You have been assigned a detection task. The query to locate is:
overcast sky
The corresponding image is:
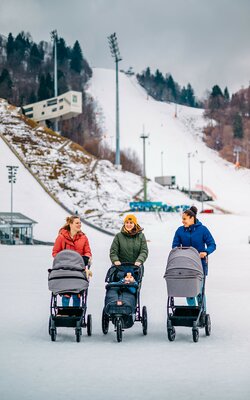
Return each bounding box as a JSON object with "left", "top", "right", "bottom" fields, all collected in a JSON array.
[{"left": 0, "top": 0, "right": 250, "bottom": 98}]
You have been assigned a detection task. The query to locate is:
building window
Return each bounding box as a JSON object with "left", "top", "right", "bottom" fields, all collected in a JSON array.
[
  {"left": 27, "top": 113, "right": 33, "bottom": 118},
  {"left": 59, "top": 106, "right": 64, "bottom": 110},
  {"left": 59, "top": 98, "right": 64, "bottom": 102},
  {"left": 24, "top": 107, "right": 33, "bottom": 113},
  {"left": 52, "top": 108, "right": 57, "bottom": 112},
  {"left": 72, "top": 95, "right": 78, "bottom": 103},
  {"left": 47, "top": 99, "right": 57, "bottom": 106},
  {"left": 41, "top": 112, "right": 45, "bottom": 115}
]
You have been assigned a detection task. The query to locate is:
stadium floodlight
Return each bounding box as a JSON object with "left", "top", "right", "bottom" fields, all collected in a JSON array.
[
  {"left": 108, "top": 32, "right": 122, "bottom": 166},
  {"left": 6, "top": 165, "right": 19, "bottom": 244},
  {"left": 50, "top": 29, "right": 58, "bottom": 131}
]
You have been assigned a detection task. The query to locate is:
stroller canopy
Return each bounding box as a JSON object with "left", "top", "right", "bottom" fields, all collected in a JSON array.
[
  {"left": 164, "top": 247, "right": 204, "bottom": 297},
  {"left": 48, "top": 250, "right": 89, "bottom": 294}
]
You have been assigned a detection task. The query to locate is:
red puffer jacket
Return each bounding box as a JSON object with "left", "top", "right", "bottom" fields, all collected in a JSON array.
[{"left": 52, "top": 228, "right": 92, "bottom": 258}]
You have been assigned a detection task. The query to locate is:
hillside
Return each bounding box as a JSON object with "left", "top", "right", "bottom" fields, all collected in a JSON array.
[
  {"left": 0, "top": 98, "right": 191, "bottom": 237},
  {"left": 88, "top": 68, "right": 250, "bottom": 215}
]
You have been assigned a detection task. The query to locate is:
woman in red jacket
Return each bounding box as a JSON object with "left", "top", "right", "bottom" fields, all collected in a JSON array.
[{"left": 52, "top": 215, "right": 92, "bottom": 307}]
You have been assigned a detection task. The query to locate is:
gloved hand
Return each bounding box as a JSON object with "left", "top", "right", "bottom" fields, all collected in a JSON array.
[
  {"left": 83, "top": 256, "right": 90, "bottom": 266},
  {"left": 134, "top": 261, "right": 141, "bottom": 266},
  {"left": 114, "top": 261, "right": 121, "bottom": 266}
]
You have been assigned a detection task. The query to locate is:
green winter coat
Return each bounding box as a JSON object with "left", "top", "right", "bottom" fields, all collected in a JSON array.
[{"left": 110, "top": 228, "right": 148, "bottom": 265}]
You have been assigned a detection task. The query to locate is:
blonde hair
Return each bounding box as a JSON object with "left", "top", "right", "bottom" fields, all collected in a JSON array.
[{"left": 61, "top": 215, "right": 80, "bottom": 232}]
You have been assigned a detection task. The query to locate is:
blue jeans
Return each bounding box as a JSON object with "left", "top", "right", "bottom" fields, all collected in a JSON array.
[
  {"left": 62, "top": 295, "right": 80, "bottom": 307},
  {"left": 186, "top": 282, "right": 206, "bottom": 311}
]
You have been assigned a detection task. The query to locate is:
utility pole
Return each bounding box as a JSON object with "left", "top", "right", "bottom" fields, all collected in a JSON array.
[
  {"left": 108, "top": 33, "right": 122, "bottom": 167},
  {"left": 233, "top": 146, "right": 241, "bottom": 168},
  {"left": 6, "top": 165, "right": 18, "bottom": 244},
  {"left": 200, "top": 160, "right": 205, "bottom": 212},
  {"left": 140, "top": 126, "right": 149, "bottom": 202},
  {"left": 51, "top": 29, "right": 58, "bottom": 132}
]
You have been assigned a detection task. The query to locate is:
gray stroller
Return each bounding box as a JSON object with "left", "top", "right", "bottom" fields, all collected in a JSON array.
[
  {"left": 48, "top": 250, "right": 92, "bottom": 342},
  {"left": 164, "top": 247, "right": 211, "bottom": 342}
]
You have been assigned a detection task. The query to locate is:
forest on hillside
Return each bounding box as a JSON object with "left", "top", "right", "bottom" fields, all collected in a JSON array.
[
  {"left": 0, "top": 32, "right": 142, "bottom": 175},
  {"left": 203, "top": 85, "right": 250, "bottom": 169}
]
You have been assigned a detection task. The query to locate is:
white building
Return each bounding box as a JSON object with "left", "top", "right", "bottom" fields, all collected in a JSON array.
[{"left": 23, "top": 90, "right": 82, "bottom": 123}]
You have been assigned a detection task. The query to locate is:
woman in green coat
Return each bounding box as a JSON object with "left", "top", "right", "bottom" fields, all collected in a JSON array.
[{"left": 110, "top": 214, "right": 148, "bottom": 267}]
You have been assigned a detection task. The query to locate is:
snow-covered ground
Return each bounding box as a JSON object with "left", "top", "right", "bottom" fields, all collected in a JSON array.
[{"left": 1, "top": 212, "right": 250, "bottom": 400}]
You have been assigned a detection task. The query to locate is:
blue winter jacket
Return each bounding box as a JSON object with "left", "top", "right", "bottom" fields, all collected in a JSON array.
[{"left": 172, "top": 220, "right": 216, "bottom": 275}]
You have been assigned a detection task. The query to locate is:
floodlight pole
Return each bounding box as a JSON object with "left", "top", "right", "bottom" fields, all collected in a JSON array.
[
  {"left": 6, "top": 165, "right": 18, "bottom": 244},
  {"left": 140, "top": 127, "right": 149, "bottom": 202},
  {"left": 51, "top": 30, "right": 58, "bottom": 132},
  {"left": 108, "top": 33, "right": 122, "bottom": 166}
]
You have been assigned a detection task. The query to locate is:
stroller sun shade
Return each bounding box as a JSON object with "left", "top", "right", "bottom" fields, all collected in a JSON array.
[
  {"left": 164, "top": 247, "right": 204, "bottom": 297},
  {"left": 48, "top": 250, "right": 89, "bottom": 294}
]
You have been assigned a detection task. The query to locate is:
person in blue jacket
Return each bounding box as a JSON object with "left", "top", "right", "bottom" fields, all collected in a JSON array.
[{"left": 172, "top": 206, "right": 216, "bottom": 309}]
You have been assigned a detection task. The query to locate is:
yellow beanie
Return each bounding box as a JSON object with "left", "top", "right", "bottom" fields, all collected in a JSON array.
[{"left": 124, "top": 214, "right": 138, "bottom": 225}]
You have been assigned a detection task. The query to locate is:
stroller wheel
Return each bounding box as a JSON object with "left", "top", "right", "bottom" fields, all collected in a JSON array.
[
  {"left": 87, "top": 314, "right": 92, "bottom": 336},
  {"left": 192, "top": 328, "right": 199, "bottom": 343},
  {"left": 142, "top": 306, "right": 148, "bottom": 335},
  {"left": 49, "top": 317, "right": 57, "bottom": 341},
  {"left": 116, "top": 319, "right": 123, "bottom": 343},
  {"left": 205, "top": 314, "right": 211, "bottom": 336},
  {"left": 102, "top": 309, "right": 109, "bottom": 335},
  {"left": 75, "top": 327, "right": 82, "bottom": 342},
  {"left": 167, "top": 327, "right": 176, "bottom": 342}
]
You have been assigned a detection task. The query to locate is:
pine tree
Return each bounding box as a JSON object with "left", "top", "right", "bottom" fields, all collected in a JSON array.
[
  {"left": 166, "top": 74, "right": 177, "bottom": 100},
  {"left": 58, "top": 69, "right": 68, "bottom": 94},
  {"left": 224, "top": 87, "right": 230, "bottom": 102},
  {"left": 209, "top": 85, "right": 224, "bottom": 110},
  {"left": 37, "top": 74, "right": 50, "bottom": 101},
  {"left": 232, "top": 113, "right": 244, "bottom": 138},
  {"left": 0, "top": 68, "right": 13, "bottom": 100},
  {"left": 6, "top": 33, "right": 15, "bottom": 61},
  {"left": 45, "top": 73, "right": 54, "bottom": 98},
  {"left": 186, "top": 83, "right": 195, "bottom": 107},
  {"left": 70, "top": 40, "right": 83, "bottom": 73},
  {"left": 29, "top": 43, "right": 43, "bottom": 70},
  {"left": 57, "top": 37, "right": 69, "bottom": 64}
]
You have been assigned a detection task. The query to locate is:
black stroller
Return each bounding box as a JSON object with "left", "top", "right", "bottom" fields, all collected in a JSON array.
[
  {"left": 102, "top": 263, "right": 147, "bottom": 342},
  {"left": 164, "top": 247, "right": 211, "bottom": 342},
  {"left": 48, "top": 250, "right": 92, "bottom": 342}
]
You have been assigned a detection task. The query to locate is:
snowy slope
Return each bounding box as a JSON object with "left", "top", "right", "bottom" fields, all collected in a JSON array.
[
  {"left": 88, "top": 68, "right": 250, "bottom": 215},
  {"left": 0, "top": 99, "right": 193, "bottom": 237}
]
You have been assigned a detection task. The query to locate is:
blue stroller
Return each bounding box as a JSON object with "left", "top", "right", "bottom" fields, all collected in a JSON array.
[{"left": 102, "top": 263, "right": 147, "bottom": 342}]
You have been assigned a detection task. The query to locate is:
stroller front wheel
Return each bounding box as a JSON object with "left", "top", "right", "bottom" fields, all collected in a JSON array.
[
  {"left": 142, "top": 306, "right": 148, "bottom": 335},
  {"left": 102, "top": 309, "right": 109, "bottom": 335},
  {"left": 192, "top": 327, "right": 199, "bottom": 343},
  {"left": 205, "top": 314, "right": 211, "bottom": 336},
  {"left": 87, "top": 314, "right": 92, "bottom": 336},
  {"left": 116, "top": 319, "right": 123, "bottom": 342}
]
